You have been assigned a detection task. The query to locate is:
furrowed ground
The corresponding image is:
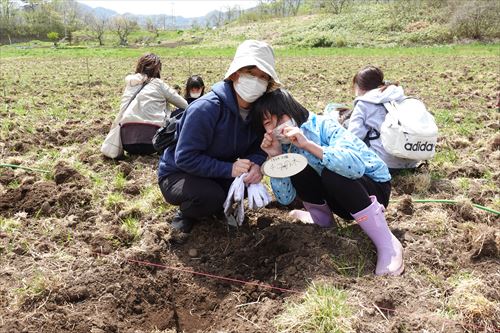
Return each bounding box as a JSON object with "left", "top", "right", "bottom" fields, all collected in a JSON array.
[{"left": 0, "top": 45, "right": 499, "bottom": 333}]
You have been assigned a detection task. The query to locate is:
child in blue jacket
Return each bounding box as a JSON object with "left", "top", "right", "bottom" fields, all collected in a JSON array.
[
  {"left": 158, "top": 40, "right": 281, "bottom": 236},
  {"left": 253, "top": 89, "right": 404, "bottom": 276}
]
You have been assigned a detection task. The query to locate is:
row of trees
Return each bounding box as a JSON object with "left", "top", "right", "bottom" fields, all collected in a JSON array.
[
  {"left": 1, "top": 0, "right": 497, "bottom": 45},
  {"left": 0, "top": 0, "right": 142, "bottom": 45},
  {"left": 0, "top": 0, "right": 251, "bottom": 45}
]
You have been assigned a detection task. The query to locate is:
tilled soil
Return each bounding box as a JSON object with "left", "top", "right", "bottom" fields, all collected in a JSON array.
[
  {"left": 1, "top": 53, "right": 499, "bottom": 333},
  {"left": 0, "top": 153, "right": 498, "bottom": 333}
]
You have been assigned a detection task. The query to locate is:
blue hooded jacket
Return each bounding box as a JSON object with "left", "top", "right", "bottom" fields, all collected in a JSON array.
[{"left": 158, "top": 81, "right": 267, "bottom": 181}]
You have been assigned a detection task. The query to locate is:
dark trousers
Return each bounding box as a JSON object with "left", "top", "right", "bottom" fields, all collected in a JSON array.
[
  {"left": 123, "top": 143, "right": 156, "bottom": 155},
  {"left": 159, "top": 173, "right": 233, "bottom": 220},
  {"left": 121, "top": 123, "right": 158, "bottom": 155},
  {"left": 290, "top": 165, "right": 391, "bottom": 220}
]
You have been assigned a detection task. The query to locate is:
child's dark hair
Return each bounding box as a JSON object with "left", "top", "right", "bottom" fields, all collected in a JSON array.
[
  {"left": 136, "top": 53, "right": 162, "bottom": 78},
  {"left": 353, "top": 66, "right": 397, "bottom": 92},
  {"left": 184, "top": 75, "right": 205, "bottom": 99},
  {"left": 252, "top": 89, "right": 309, "bottom": 133}
]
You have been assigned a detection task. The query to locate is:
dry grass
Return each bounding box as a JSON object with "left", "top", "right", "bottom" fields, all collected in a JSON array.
[
  {"left": 446, "top": 272, "right": 499, "bottom": 331},
  {"left": 419, "top": 208, "right": 451, "bottom": 236}
]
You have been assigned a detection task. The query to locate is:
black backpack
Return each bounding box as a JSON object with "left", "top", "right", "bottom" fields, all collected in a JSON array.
[
  {"left": 152, "top": 100, "right": 224, "bottom": 155},
  {"left": 152, "top": 110, "right": 185, "bottom": 154}
]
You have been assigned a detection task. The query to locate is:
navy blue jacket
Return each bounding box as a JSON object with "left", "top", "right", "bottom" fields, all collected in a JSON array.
[{"left": 158, "top": 81, "right": 267, "bottom": 181}]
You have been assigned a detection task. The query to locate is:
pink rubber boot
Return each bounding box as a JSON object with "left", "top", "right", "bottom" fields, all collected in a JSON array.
[
  {"left": 289, "top": 201, "right": 334, "bottom": 228},
  {"left": 352, "top": 196, "right": 404, "bottom": 276}
]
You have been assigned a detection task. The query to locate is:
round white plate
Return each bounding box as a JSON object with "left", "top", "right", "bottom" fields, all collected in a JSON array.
[{"left": 261, "top": 153, "right": 308, "bottom": 178}]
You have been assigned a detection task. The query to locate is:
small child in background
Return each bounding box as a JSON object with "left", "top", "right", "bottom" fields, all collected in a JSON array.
[
  {"left": 184, "top": 75, "right": 205, "bottom": 104},
  {"left": 171, "top": 75, "right": 206, "bottom": 117}
]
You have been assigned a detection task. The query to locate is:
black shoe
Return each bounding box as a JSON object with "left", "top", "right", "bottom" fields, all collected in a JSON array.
[
  {"left": 171, "top": 211, "right": 196, "bottom": 233},
  {"left": 169, "top": 228, "right": 190, "bottom": 245}
]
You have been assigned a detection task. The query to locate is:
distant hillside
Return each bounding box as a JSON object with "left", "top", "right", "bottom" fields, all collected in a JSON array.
[
  {"left": 8, "top": 0, "right": 496, "bottom": 47},
  {"left": 115, "top": 1, "right": 488, "bottom": 49},
  {"left": 76, "top": 2, "right": 223, "bottom": 29},
  {"left": 186, "top": 1, "right": 499, "bottom": 48}
]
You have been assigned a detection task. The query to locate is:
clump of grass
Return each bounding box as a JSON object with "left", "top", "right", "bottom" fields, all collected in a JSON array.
[
  {"left": 410, "top": 173, "right": 432, "bottom": 195},
  {"left": 0, "top": 216, "right": 20, "bottom": 234},
  {"left": 433, "top": 146, "right": 459, "bottom": 168},
  {"left": 14, "top": 272, "right": 48, "bottom": 306},
  {"left": 416, "top": 266, "right": 447, "bottom": 289},
  {"left": 125, "top": 185, "right": 170, "bottom": 215},
  {"left": 418, "top": 208, "right": 450, "bottom": 236},
  {"left": 457, "top": 177, "right": 470, "bottom": 191},
  {"left": 106, "top": 192, "right": 125, "bottom": 211},
  {"left": 114, "top": 171, "right": 126, "bottom": 191},
  {"left": 329, "top": 246, "right": 370, "bottom": 278},
  {"left": 121, "top": 216, "right": 141, "bottom": 241},
  {"left": 274, "top": 282, "right": 355, "bottom": 333},
  {"left": 446, "top": 272, "right": 498, "bottom": 330},
  {"left": 7, "top": 179, "right": 21, "bottom": 189}
]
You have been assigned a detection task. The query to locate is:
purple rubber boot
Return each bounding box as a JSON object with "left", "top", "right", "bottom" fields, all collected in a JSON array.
[
  {"left": 289, "top": 201, "right": 334, "bottom": 228},
  {"left": 352, "top": 196, "right": 404, "bottom": 276}
]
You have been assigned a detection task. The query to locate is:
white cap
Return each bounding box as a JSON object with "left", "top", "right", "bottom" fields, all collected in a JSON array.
[{"left": 224, "top": 40, "right": 281, "bottom": 89}]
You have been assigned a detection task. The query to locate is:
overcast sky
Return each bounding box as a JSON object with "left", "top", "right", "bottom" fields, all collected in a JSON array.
[{"left": 78, "top": 0, "right": 260, "bottom": 18}]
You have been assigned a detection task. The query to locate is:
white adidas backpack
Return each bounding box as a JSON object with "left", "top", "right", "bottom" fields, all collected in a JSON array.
[{"left": 380, "top": 98, "right": 438, "bottom": 160}]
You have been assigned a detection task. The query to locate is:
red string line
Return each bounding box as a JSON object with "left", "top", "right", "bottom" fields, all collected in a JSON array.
[
  {"left": 93, "top": 252, "right": 500, "bottom": 333},
  {"left": 94, "top": 251, "right": 301, "bottom": 294}
]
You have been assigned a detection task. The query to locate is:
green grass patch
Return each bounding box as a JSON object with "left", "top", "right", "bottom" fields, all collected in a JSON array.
[
  {"left": 114, "top": 171, "right": 127, "bottom": 191},
  {"left": 15, "top": 271, "right": 48, "bottom": 303},
  {"left": 121, "top": 216, "right": 141, "bottom": 242},
  {"left": 274, "top": 282, "right": 354, "bottom": 333},
  {"left": 7, "top": 179, "right": 21, "bottom": 189},
  {"left": 125, "top": 185, "right": 170, "bottom": 216},
  {"left": 330, "top": 252, "right": 368, "bottom": 278},
  {"left": 1, "top": 43, "right": 498, "bottom": 59},
  {"left": 0, "top": 216, "right": 21, "bottom": 234},
  {"left": 433, "top": 146, "right": 459, "bottom": 167},
  {"left": 106, "top": 192, "right": 126, "bottom": 211}
]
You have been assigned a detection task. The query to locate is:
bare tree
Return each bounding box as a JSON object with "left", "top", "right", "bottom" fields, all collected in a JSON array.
[
  {"left": 112, "top": 16, "right": 136, "bottom": 46},
  {"left": 225, "top": 5, "right": 234, "bottom": 21},
  {"left": 324, "top": 0, "right": 351, "bottom": 15},
  {"left": 52, "top": 0, "right": 81, "bottom": 42},
  {"left": 217, "top": 10, "right": 224, "bottom": 26},
  {"left": 0, "top": 0, "right": 18, "bottom": 43},
  {"left": 451, "top": 0, "right": 500, "bottom": 39},
  {"left": 86, "top": 14, "right": 107, "bottom": 46},
  {"left": 146, "top": 17, "right": 159, "bottom": 37},
  {"left": 286, "top": 0, "right": 302, "bottom": 16}
]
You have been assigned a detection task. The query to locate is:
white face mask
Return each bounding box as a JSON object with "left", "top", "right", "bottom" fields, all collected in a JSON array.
[
  {"left": 273, "top": 119, "right": 297, "bottom": 144},
  {"left": 234, "top": 74, "right": 268, "bottom": 103},
  {"left": 190, "top": 91, "right": 201, "bottom": 98}
]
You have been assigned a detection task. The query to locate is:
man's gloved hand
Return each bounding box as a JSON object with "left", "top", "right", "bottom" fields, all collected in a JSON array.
[{"left": 247, "top": 183, "right": 272, "bottom": 209}]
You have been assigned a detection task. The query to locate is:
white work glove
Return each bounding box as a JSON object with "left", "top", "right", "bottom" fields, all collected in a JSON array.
[
  {"left": 247, "top": 183, "right": 272, "bottom": 210},
  {"left": 236, "top": 197, "right": 245, "bottom": 226},
  {"left": 223, "top": 174, "right": 246, "bottom": 215},
  {"left": 223, "top": 174, "right": 247, "bottom": 226}
]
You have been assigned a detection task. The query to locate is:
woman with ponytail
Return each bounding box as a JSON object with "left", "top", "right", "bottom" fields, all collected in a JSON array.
[{"left": 118, "top": 53, "right": 188, "bottom": 155}]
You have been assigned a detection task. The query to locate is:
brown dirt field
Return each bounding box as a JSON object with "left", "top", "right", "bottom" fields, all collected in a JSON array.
[{"left": 0, "top": 52, "right": 499, "bottom": 333}]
